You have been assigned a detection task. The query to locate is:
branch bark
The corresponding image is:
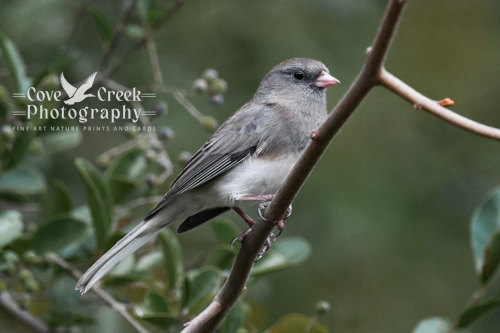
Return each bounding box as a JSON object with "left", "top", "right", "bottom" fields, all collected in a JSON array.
[
  {"left": 0, "top": 292, "right": 49, "bottom": 333},
  {"left": 378, "top": 68, "right": 500, "bottom": 140}
]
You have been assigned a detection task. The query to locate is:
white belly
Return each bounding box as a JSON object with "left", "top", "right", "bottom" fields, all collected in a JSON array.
[{"left": 213, "top": 154, "right": 300, "bottom": 204}]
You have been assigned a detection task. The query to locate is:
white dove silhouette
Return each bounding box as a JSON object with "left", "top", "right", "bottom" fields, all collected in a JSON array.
[{"left": 60, "top": 72, "right": 97, "bottom": 105}]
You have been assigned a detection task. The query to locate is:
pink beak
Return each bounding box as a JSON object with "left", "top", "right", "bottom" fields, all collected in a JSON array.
[{"left": 315, "top": 71, "right": 340, "bottom": 88}]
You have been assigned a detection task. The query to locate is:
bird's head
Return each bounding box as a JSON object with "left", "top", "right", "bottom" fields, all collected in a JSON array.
[{"left": 254, "top": 58, "right": 339, "bottom": 107}]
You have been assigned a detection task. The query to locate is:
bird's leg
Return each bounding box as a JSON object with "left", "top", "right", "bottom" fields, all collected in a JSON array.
[
  {"left": 231, "top": 206, "right": 273, "bottom": 261},
  {"left": 237, "top": 194, "right": 275, "bottom": 202}
]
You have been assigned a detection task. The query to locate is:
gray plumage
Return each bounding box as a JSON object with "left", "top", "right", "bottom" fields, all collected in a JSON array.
[{"left": 76, "top": 58, "right": 338, "bottom": 294}]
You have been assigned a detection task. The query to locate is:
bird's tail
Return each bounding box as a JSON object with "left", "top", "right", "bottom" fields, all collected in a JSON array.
[{"left": 75, "top": 221, "right": 158, "bottom": 294}]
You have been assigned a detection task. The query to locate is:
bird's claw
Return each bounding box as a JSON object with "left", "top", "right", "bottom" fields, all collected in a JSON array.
[
  {"left": 230, "top": 228, "right": 252, "bottom": 249},
  {"left": 258, "top": 203, "right": 292, "bottom": 240},
  {"left": 253, "top": 237, "right": 272, "bottom": 262}
]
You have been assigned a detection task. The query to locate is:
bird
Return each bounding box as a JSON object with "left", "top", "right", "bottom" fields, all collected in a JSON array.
[
  {"left": 60, "top": 72, "right": 97, "bottom": 105},
  {"left": 75, "top": 58, "right": 339, "bottom": 294}
]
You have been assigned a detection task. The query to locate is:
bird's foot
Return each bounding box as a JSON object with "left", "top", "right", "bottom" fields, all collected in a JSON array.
[
  {"left": 231, "top": 206, "right": 275, "bottom": 261},
  {"left": 258, "top": 202, "right": 292, "bottom": 239},
  {"left": 254, "top": 237, "right": 272, "bottom": 262},
  {"left": 230, "top": 226, "right": 274, "bottom": 262}
]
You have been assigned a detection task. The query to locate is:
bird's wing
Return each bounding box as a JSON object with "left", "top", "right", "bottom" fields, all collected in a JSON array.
[
  {"left": 76, "top": 72, "right": 97, "bottom": 95},
  {"left": 145, "top": 102, "right": 269, "bottom": 220},
  {"left": 60, "top": 73, "right": 77, "bottom": 97}
]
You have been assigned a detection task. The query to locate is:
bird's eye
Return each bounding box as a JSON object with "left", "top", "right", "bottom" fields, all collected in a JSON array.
[{"left": 293, "top": 71, "right": 304, "bottom": 81}]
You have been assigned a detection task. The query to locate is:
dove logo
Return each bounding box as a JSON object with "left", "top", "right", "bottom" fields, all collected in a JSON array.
[
  {"left": 60, "top": 72, "right": 97, "bottom": 105},
  {"left": 14, "top": 70, "right": 157, "bottom": 125}
]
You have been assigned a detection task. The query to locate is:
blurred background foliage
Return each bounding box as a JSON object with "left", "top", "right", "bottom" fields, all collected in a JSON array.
[{"left": 1, "top": 0, "right": 500, "bottom": 332}]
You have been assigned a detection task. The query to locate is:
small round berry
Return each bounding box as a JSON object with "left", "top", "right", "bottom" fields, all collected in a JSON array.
[
  {"left": 178, "top": 151, "right": 192, "bottom": 165},
  {"left": 210, "top": 78, "right": 228, "bottom": 95},
  {"left": 154, "top": 101, "right": 168, "bottom": 116},
  {"left": 159, "top": 127, "right": 174, "bottom": 142},
  {"left": 210, "top": 94, "right": 224, "bottom": 106},
  {"left": 202, "top": 68, "right": 218, "bottom": 81},
  {"left": 201, "top": 116, "right": 218, "bottom": 131},
  {"left": 314, "top": 300, "right": 331, "bottom": 316},
  {"left": 193, "top": 78, "right": 209, "bottom": 93}
]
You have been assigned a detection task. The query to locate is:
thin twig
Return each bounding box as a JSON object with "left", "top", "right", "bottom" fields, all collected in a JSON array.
[
  {"left": 181, "top": 1, "right": 409, "bottom": 332},
  {"left": 143, "top": 83, "right": 193, "bottom": 96},
  {"left": 62, "top": 0, "right": 93, "bottom": 51},
  {"left": 378, "top": 68, "right": 500, "bottom": 140},
  {"left": 101, "top": 133, "right": 149, "bottom": 158},
  {"left": 100, "top": 0, "right": 141, "bottom": 70},
  {"left": 47, "top": 253, "right": 149, "bottom": 333},
  {"left": 0, "top": 292, "right": 49, "bottom": 333},
  {"left": 103, "top": 0, "right": 188, "bottom": 79},
  {"left": 173, "top": 90, "right": 205, "bottom": 122},
  {"left": 146, "top": 35, "right": 164, "bottom": 85}
]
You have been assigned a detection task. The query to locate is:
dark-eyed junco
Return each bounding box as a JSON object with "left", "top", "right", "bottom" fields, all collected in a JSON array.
[{"left": 76, "top": 58, "right": 339, "bottom": 294}]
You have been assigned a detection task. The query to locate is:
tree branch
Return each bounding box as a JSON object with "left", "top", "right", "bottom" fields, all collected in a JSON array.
[
  {"left": 104, "top": 0, "right": 188, "bottom": 79},
  {"left": 0, "top": 292, "right": 49, "bottom": 333},
  {"left": 47, "top": 254, "right": 149, "bottom": 333},
  {"left": 378, "top": 68, "right": 500, "bottom": 140},
  {"left": 100, "top": 0, "right": 141, "bottom": 70},
  {"left": 181, "top": 0, "right": 409, "bottom": 332}
]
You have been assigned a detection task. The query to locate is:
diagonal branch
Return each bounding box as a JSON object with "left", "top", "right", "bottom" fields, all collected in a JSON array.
[
  {"left": 378, "top": 68, "right": 500, "bottom": 140},
  {"left": 0, "top": 292, "right": 49, "bottom": 333},
  {"left": 47, "top": 254, "right": 149, "bottom": 333},
  {"left": 100, "top": 0, "right": 141, "bottom": 70},
  {"left": 103, "top": 0, "right": 188, "bottom": 79},
  {"left": 180, "top": 0, "right": 409, "bottom": 332}
]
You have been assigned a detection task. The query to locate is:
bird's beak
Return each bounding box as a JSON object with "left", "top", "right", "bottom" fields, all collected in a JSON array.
[{"left": 315, "top": 71, "right": 340, "bottom": 88}]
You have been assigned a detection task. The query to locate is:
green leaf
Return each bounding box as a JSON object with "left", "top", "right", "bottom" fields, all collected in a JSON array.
[
  {"left": 88, "top": 5, "right": 114, "bottom": 43},
  {"left": 104, "top": 148, "right": 147, "bottom": 203},
  {"left": 457, "top": 296, "right": 500, "bottom": 328},
  {"left": 107, "top": 175, "right": 137, "bottom": 203},
  {"left": 268, "top": 313, "right": 329, "bottom": 333},
  {"left": 32, "top": 51, "right": 79, "bottom": 88},
  {"left": 75, "top": 157, "right": 113, "bottom": 250},
  {"left": 137, "top": 0, "right": 162, "bottom": 26},
  {"left": 30, "top": 215, "right": 88, "bottom": 254},
  {"left": 159, "top": 228, "right": 183, "bottom": 290},
  {"left": 0, "top": 210, "right": 23, "bottom": 248},
  {"left": 471, "top": 187, "right": 500, "bottom": 284},
  {"left": 3, "top": 129, "right": 36, "bottom": 170},
  {"left": 251, "top": 237, "right": 312, "bottom": 276},
  {"left": 134, "top": 292, "right": 174, "bottom": 329},
  {"left": 205, "top": 244, "right": 236, "bottom": 269},
  {"left": 125, "top": 25, "right": 145, "bottom": 39},
  {"left": 220, "top": 301, "right": 243, "bottom": 333},
  {"left": 183, "top": 266, "right": 223, "bottom": 310},
  {"left": 39, "top": 131, "right": 82, "bottom": 154},
  {"left": 0, "top": 165, "right": 46, "bottom": 195},
  {"left": 212, "top": 218, "right": 241, "bottom": 244},
  {"left": 134, "top": 292, "right": 169, "bottom": 315},
  {"left": 0, "top": 30, "right": 31, "bottom": 94},
  {"left": 135, "top": 250, "right": 164, "bottom": 272},
  {"left": 49, "top": 274, "right": 80, "bottom": 318},
  {"left": 44, "top": 179, "right": 73, "bottom": 220},
  {"left": 109, "top": 254, "right": 135, "bottom": 277}
]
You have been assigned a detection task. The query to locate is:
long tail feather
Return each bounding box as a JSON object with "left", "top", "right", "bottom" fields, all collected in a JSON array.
[{"left": 75, "top": 221, "right": 157, "bottom": 294}]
